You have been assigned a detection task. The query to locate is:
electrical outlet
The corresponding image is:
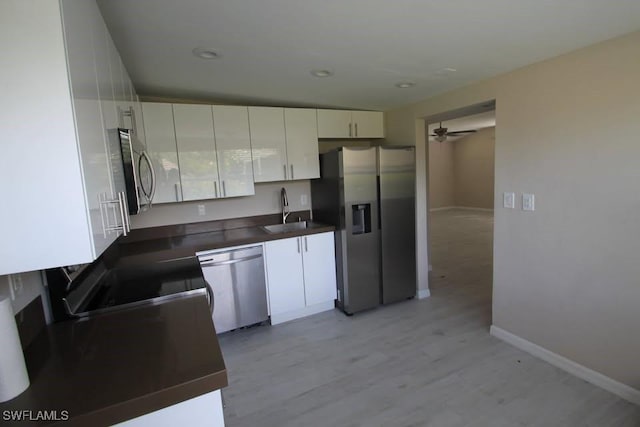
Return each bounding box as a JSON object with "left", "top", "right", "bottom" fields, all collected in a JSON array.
[
  {"left": 522, "top": 193, "right": 535, "bottom": 211},
  {"left": 197, "top": 204, "right": 206, "bottom": 216},
  {"left": 503, "top": 192, "right": 515, "bottom": 209},
  {"left": 300, "top": 194, "right": 308, "bottom": 206}
]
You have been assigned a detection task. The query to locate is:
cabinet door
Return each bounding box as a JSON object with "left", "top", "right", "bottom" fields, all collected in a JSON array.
[
  {"left": 121, "top": 65, "right": 135, "bottom": 128},
  {"left": 212, "top": 106, "right": 255, "bottom": 197},
  {"left": 173, "top": 104, "right": 220, "bottom": 201},
  {"left": 284, "top": 108, "right": 319, "bottom": 180},
  {"left": 61, "top": 0, "right": 114, "bottom": 257},
  {"left": 132, "top": 95, "right": 146, "bottom": 147},
  {"left": 248, "top": 107, "right": 287, "bottom": 182},
  {"left": 104, "top": 31, "right": 126, "bottom": 130},
  {"left": 317, "top": 109, "right": 352, "bottom": 138},
  {"left": 105, "top": 30, "right": 123, "bottom": 131},
  {"left": 264, "top": 237, "right": 305, "bottom": 316},
  {"left": 302, "top": 232, "right": 337, "bottom": 306},
  {"left": 142, "top": 103, "right": 182, "bottom": 203},
  {"left": 352, "top": 111, "right": 384, "bottom": 138}
]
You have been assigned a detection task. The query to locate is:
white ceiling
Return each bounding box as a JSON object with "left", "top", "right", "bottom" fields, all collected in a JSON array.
[
  {"left": 428, "top": 110, "right": 495, "bottom": 142},
  {"left": 97, "top": 0, "right": 640, "bottom": 111}
]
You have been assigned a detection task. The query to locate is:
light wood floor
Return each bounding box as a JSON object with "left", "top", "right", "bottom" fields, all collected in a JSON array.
[{"left": 219, "top": 209, "right": 639, "bottom": 426}]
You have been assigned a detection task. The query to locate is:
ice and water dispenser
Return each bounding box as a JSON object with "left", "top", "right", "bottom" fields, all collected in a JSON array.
[{"left": 351, "top": 204, "right": 372, "bottom": 235}]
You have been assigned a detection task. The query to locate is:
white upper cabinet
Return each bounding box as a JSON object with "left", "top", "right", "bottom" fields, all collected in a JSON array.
[
  {"left": 248, "top": 107, "right": 319, "bottom": 182},
  {"left": 173, "top": 104, "right": 220, "bottom": 201},
  {"left": 248, "top": 107, "right": 287, "bottom": 182},
  {"left": 351, "top": 111, "right": 384, "bottom": 138},
  {"left": 132, "top": 95, "right": 147, "bottom": 147},
  {"left": 316, "top": 109, "right": 352, "bottom": 138},
  {"left": 317, "top": 109, "right": 384, "bottom": 139},
  {"left": 212, "top": 106, "right": 255, "bottom": 197},
  {"left": 284, "top": 108, "right": 320, "bottom": 180},
  {"left": 0, "top": 0, "right": 131, "bottom": 275},
  {"left": 142, "top": 103, "right": 182, "bottom": 203},
  {"left": 61, "top": 0, "right": 116, "bottom": 258}
]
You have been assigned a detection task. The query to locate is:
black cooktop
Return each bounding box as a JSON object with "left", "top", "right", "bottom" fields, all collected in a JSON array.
[
  {"left": 61, "top": 257, "right": 207, "bottom": 317},
  {"left": 87, "top": 257, "right": 206, "bottom": 310}
]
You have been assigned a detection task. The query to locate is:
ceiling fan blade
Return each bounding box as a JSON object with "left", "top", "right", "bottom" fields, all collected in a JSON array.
[{"left": 447, "top": 130, "right": 477, "bottom": 135}]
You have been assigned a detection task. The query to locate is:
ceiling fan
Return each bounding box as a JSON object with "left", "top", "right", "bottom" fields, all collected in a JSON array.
[{"left": 431, "top": 122, "right": 477, "bottom": 142}]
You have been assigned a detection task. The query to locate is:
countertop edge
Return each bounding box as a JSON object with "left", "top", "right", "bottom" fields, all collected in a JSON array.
[
  {"left": 59, "top": 370, "right": 228, "bottom": 427},
  {"left": 119, "top": 223, "right": 336, "bottom": 266}
]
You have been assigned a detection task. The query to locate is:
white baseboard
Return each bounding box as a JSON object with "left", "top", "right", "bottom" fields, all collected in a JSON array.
[
  {"left": 454, "top": 206, "right": 494, "bottom": 212},
  {"left": 490, "top": 325, "right": 640, "bottom": 406},
  {"left": 270, "top": 300, "right": 335, "bottom": 326},
  {"left": 417, "top": 289, "right": 431, "bottom": 299},
  {"left": 429, "top": 206, "right": 494, "bottom": 212}
]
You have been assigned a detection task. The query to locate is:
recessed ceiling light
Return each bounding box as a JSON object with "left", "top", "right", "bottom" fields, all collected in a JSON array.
[
  {"left": 310, "top": 69, "right": 334, "bottom": 78},
  {"left": 192, "top": 47, "right": 221, "bottom": 60},
  {"left": 395, "top": 81, "right": 416, "bottom": 89}
]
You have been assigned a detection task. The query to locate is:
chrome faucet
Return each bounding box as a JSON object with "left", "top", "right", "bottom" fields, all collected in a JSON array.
[{"left": 281, "top": 187, "right": 290, "bottom": 224}]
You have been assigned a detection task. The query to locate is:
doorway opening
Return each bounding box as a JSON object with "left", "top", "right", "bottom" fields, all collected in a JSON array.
[{"left": 424, "top": 102, "right": 496, "bottom": 323}]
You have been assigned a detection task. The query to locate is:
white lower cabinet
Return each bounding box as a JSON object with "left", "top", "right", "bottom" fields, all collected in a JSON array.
[
  {"left": 115, "top": 389, "right": 224, "bottom": 427},
  {"left": 301, "top": 232, "right": 337, "bottom": 306},
  {"left": 265, "top": 232, "right": 337, "bottom": 325}
]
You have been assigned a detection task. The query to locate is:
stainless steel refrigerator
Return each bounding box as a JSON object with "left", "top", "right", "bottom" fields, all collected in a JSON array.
[{"left": 311, "top": 146, "right": 416, "bottom": 314}]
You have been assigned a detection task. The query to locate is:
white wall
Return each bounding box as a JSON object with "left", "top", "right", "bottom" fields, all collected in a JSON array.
[
  {"left": 385, "top": 30, "right": 640, "bottom": 390},
  {"left": 131, "top": 181, "right": 312, "bottom": 229},
  {"left": 453, "top": 127, "right": 495, "bottom": 209},
  {"left": 428, "top": 127, "right": 495, "bottom": 210},
  {"left": 427, "top": 140, "right": 455, "bottom": 209}
]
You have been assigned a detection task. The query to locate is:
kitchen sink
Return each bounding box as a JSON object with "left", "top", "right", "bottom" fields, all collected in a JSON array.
[{"left": 262, "top": 221, "right": 309, "bottom": 234}]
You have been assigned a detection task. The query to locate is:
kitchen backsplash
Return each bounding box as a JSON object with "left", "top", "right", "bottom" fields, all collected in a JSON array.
[{"left": 130, "top": 181, "right": 312, "bottom": 229}]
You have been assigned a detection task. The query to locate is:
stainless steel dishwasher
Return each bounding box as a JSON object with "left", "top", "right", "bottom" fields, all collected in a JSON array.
[{"left": 197, "top": 245, "right": 268, "bottom": 334}]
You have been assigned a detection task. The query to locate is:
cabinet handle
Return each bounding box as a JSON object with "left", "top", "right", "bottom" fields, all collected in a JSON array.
[
  {"left": 290, "top": 165, "right": 294, "bottom": 180},
  {"left": 283, "top": 164, "right": 287, "bottom": 180},
  {"left": 117, "top": 192, "right": 128, "bottom": 236},
  {"left": 121, "top": 191, "right": 131, "bottom": 233},
  {"left": 100, "top": 193, "right": 128, "bottom": 236},
  {"left": 355, "top": 123, "right": 358, "bottom": 137},
  {"left": 349, "top": 123, "right": 352, "bottom": 137},
  {"left": 222, "top": 180, "right": 227, "bottom": 197},
  {"left": 99, "top": 193, "right": 107, "bottom": 238},
  {"left": 296, "top": 238, "right": 300, "bottom": 254},
  {"left": 214, "top": 181, "right": 218, "bottom": 198},
  {"left": 175, "top": 183, "right": 181, "bottom": 202},
  {"left": 122, "top": 106, "right": 136, "bottom": 134},
  {"left": 304, "top": 236, "right": 308, "bottom": 252}
]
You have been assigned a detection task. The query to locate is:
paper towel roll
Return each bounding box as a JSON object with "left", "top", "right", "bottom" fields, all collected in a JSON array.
[{"left": 0, "top": 296, "right": 29, "bottom": 402}]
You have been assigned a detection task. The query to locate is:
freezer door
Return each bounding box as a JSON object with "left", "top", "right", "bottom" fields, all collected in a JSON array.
[
  {"left": 379, "top": 146, "right": 416, "bottom": 304},
  {"left": 341, "top": 147, "right": 381, "bottom": 313}
]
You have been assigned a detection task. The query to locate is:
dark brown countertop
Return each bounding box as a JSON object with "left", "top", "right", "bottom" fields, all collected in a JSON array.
[
  {"left": 0, "top": 294, "right": 226, "bottom": 426},
  {"left": 118, "top": 221, "right": 335, "bottom": 265}
]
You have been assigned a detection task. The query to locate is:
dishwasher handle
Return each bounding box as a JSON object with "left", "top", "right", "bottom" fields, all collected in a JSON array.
[
  {"left": 204, "top": 280, "right": 214, "bottom": 315},
  {"left": 199, "top": 253, "right": 262, "bottom": 268}
]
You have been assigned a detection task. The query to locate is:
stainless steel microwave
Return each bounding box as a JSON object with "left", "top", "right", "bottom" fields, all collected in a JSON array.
[{"left": 116, "top": 128, "right": 155, "bottom": 214}]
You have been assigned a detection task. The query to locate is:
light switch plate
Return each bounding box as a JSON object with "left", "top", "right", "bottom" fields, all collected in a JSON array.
[
  {"left": 503, "top": 192, "right": 515, "bottom": 209},
  {"left": 522, "top": 193, "right": 535, "bottom": 211},
  {"left": 197, "top": 204, "right": 206, "bottom": 216},
  {"left": 300, "top": 194, "right": 308, "bottom": 206}
]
